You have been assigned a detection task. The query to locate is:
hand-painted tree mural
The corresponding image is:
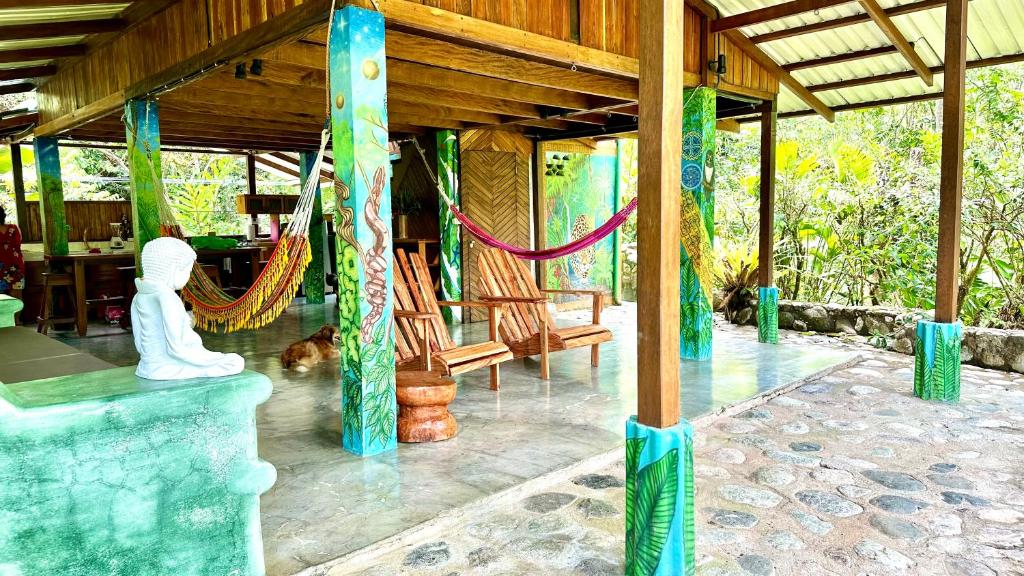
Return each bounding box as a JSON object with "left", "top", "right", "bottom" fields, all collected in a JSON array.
[
  {"left": 436, "top": 129, "right": 462, "bottom": 324},
  {"left": 329, "top": 5, "right": 396, "bottom": 457},
  {"left": 543, "top": 142, "right": 618, "bottom": 301},
  {"left": 300, "top": 151, "right": 326, "bottom": 304},
  {"left": 680, "top": 88, "right": 716, "bottom": 360},
  {"left": 914, "top": 320, "right": 961, "bottom": 402},
  {"left": 125, "top": 99, "right": 164, "bottom": 271}
]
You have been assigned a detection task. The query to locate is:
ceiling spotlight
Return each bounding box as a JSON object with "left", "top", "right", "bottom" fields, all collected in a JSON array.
[
  {"left": 235, "top": 63, "right": 247, "bottom": 79},
  {"left": 249, "top": 59, "right": 263, "bottom": 76},
  {"left": 708, "top": 54, "right": 727, "bottom": 76}
]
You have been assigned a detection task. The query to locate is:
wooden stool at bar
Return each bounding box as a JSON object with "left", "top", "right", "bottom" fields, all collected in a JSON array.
[
  {"left": 396, "top": 371, "right": 457, "bottom": 443},
  {"left": 36, "top": 272, "right": 77, "bottom": 335}
]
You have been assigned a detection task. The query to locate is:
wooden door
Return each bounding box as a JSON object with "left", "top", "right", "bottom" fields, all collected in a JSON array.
[{"left": 461, "top": 149, "right": 532, "bottom": 321}]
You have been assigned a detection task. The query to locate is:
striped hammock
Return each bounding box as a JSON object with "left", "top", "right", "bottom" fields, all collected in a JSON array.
[{"left": 153, "top": 129, "right": 330, "bottom": 333}]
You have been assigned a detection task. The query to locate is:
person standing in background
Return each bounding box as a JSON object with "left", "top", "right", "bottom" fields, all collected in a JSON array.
[{"left": 0, "top": 206, "right": 24, "bottom": 295}]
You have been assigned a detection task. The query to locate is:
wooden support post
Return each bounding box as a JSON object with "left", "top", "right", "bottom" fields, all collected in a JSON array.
[
  {"left": 299, "top": 151, "right": 325, "bottom": 304},
  {"left": 934, "top": 0, "right": 968, "bottom": 324},
  {"left": 9, "top": 144, "right": 28, "bottom": 232},
  {"left": 124, "top": 99, "right": 163, "bottom": 271},
  {"left": 758, "top": 99, "right": 777, "bottom": 288},
  {"left": 436, "top": 129, "right": 462, "bottom": 324},
  {"left": 246, "top": 152, "right": 257, "bottom": 195},
  {"left": 636, "top": 0, "right": 682, "bottom": 429},
  {"left": 758, "top": 100, "right": 780, "bottom": 344},
  {"left": 330, "top": 5, "right": 396, "bottom": 456},
  {"left": 33, "top": 137, "right": 68, "bottom": 257},
  {"left": 679, "top": 87, "right": 717, "bottom": 360}
]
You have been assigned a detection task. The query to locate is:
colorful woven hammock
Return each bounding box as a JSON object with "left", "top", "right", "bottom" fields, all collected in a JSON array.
[
  {"left": 412, "top": 139, "right": 637, "bottom": 261},
  {"left": 152, "top": 129, "right": 330, "bottom": 333}
]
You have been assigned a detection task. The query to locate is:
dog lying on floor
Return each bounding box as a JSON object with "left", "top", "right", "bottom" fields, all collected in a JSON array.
[{"left": 280, "top": 325, "right": 341, "bottom": 371}]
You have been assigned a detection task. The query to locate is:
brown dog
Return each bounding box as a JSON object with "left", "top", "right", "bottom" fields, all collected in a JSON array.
[{"left": 281, "top": 325, "right": 341, "bottom": 371}]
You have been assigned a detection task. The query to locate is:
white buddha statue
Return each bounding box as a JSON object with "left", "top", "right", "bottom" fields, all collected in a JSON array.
[{"left": 132, "top": 237, "right": 244, "bottom": 380}]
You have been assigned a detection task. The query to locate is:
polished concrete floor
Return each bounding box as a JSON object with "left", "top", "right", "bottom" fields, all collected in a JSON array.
[{"left": 59, "top": 300, "right": 855, "bottom": 575}]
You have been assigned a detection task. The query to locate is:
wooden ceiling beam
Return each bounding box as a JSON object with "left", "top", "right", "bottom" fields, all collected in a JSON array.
[
  {"left": 388, "top": 101, "right": 502, "bottom": 125},
  {"left": 0, "top": 113, "right": 39, "bottom": 131},
  {"left": 0, "top": 19, "right": 124, "bottom": 41},
  {"left": 388, "top": 113, "right": 465, "bottom": 130},
  {"left": 856, "top": 0, "right": 933, "bottom": 86},
  {"left": 386, "top": 31, "right": 638, "bottom": 101},
  {"left": 0, "top": 0, "right": 122, "bottom": 7},
  {"left": 712, "top": 0, "right": 850, "bottom": 33},
  {"left": 0, "top": 45, "right": 88, "bottom": 65},
  {"left": 751, "top": 0, "right": 944, "bottom": 43},
  {"left": 344, "top": 0, "right": 638, "bottom": 78},
  {"left": 388, "top": 83, "right": 540, "bottom": 119},
  {"left": 0, "top": 83, "right": 35, "bottom": 96},
  {"left": 782, "top": 45, "right": 899, "bottom": 72},
  {"left": 0, "top": 65, "right": 57, "bottom": 82},
  {"left": 724, "top": 30, "right": 835, "bottom": 122}
]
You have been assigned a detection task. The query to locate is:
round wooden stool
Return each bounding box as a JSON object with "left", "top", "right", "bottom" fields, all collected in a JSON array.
[
  {"left": 36, "top": 272, "right": 77, "bottom": 335},
  {"left": 396, "top": 372, "right": 457, "bottom": 443}
]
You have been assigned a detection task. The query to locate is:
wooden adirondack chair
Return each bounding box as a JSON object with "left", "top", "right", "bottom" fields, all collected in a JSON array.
[
  {"left": 476, "top": 248, "right": 612, "bottom": 379},
  {"left": 393, "top": 249, "right": 513, "bottom": 390}
]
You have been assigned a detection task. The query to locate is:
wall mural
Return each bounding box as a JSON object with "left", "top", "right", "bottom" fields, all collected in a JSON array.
[
  {"left": 125, "top": 99, "right": 164, "bottom": 271},
  {"left": 437, "top": 129, "right": 462, "bottom": 324},
  {"left": 329, "top": 6, "right": 396, "bottom": 457},
  {"left": 914, "top": 321, "right": 962, "bottom": 402},
  {"left": 300, "top": 151, "right": 326, "bottom": 304},
  {"left": 679, "top": 88, "right": 716, "bottom": 360},
  {"left": 33, "top": 137, "right": 68, "bottom": 256},
  {"left": 544, "top": 145, "right": 617, "bottom": 298}
]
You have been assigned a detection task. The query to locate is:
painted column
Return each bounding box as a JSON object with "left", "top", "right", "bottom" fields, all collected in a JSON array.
[
  {"left": 758, "top": 287, "right": 779, "bottom": 344},
  {"left": 33, "top": 137, "right": 68, "bottom": 256},
  {"left": 436, "top": 129, "right": 462, "bottom": 323},
  {"left": 914, "top": 320, "right": 961, "bottom": 402},
  {"left": 679, "top": 87, "right": 716, "bottom": 360},
  {"left": 330, "top": 5, "right": 396, "bottom": 457},
  {"left": 300, "top": 151, "right": 326, "bottom": 304},
  {"left": 125, "top": 99, "right": 164, "bottom": 270},
  {"left": 611, "top": 139, "right": 624, "bottom": 306},
  {"left": 626, "top": 416, "right": 695, "bottom": 576}
]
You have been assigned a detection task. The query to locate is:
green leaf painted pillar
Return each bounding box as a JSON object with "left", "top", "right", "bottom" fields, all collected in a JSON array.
[
  {"left": 33, "top": 137, "right": 68, "bottom": 256},
  {"left": 913, "top": 320, "right": 961, "bottom": 402},
  {"left": 300, "top": 151, "right": 326, "bottom": 304},
  {"left": 330, "top": 5, "right": 397, "bottom": 456},
  {"left": 436, "top": 129, "right": 462, "bottom": 323},
  {"left": 679, "top": 87, "right": 716, "bottom": 360},
  {"left": 625, "top": 416, "right": 695, "bottom": 576},
  {"left": 612, "top": 139, "right": 624, "bottom": 306},
  {"left": 125, "top": 99, "right": 164, "bottom": 271},
  {"left": 0, "top": 367, "right": 276, "bottom": 575},
  {"left": 758, "top": 286, "right": 779, "bottom": 344}
]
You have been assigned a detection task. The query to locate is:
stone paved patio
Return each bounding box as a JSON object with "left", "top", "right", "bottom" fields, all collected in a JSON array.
[{"left": 338, "top": 326, "right": 1024, "bottom": 576}]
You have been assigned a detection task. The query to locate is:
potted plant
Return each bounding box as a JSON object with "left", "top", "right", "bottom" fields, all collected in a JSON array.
[{"left": 393, "top": 189, "right": 421, "bottom": 239}]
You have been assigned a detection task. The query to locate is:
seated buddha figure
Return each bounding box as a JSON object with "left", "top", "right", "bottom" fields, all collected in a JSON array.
[{"left": 132, "top": 237, "right": 244, "bottom": 380}]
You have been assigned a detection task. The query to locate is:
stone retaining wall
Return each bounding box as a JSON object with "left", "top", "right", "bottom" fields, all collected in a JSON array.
[{"left": 731, "top": 300, "right": 1024, "bottom": 374}]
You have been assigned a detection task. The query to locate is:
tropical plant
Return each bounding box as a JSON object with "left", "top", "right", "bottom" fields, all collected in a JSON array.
[{"left": 714, "top": 244, "right": 758, "bottom": 320}]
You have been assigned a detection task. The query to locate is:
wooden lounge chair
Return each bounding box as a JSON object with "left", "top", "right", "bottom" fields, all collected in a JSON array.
[
  {"left": 476, "top": 248, "right": 612, "bottom": 379},
  {"left": 393, "top": 249, "right": 513, "bottom": 390}
]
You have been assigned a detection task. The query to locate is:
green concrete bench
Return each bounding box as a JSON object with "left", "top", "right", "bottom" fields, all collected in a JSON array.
[
  {"left": 0, "top": 294, "right": 22, "bottom": 328},
  {"left": 0, "top": 366, "right": 276, "bottom": 576}
]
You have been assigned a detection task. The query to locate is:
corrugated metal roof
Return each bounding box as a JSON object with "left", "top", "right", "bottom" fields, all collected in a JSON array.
[
  {"left": 709, "top": 0, "right": 1024, "bottom": 115},
  {"left": 0, "top": 4, "right": 129, "bottom": 26}
]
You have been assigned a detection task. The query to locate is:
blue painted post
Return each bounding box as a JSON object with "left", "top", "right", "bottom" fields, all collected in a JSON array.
[
  {"left": 758, "top": 287, "right": 779, "bottom": 344},
  {"left": 124, "top": 99, "right": 164, "bottom": 271},
  {"left": 913, "top": 320, "right": 962, "bottom": 402},
  {"left": 436, "top": 129, "right": 462, "bottom": 324},
  {"left": 758, "top": 100, "right": 779, "bottom": 344},
  {"left": 299, "top": 151, "right": 326, "bottom": 304},
  {"left": 329, "top": 5, "right": 397, "bottom": 456},
  {"left": 679, "top": 87, "right": 716, "bottom": 360},
  {"left": 626, "top": 416, "right": 695, "bottom": 576},
  {"left": 33, "top": 137, "right": 68, "bottom": 256}
]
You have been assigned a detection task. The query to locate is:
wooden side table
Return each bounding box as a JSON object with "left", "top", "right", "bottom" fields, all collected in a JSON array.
[{"left": 396, "top": 371, "right": 457, "bottom": 443}]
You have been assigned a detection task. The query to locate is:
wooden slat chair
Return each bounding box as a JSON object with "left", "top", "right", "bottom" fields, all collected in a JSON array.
[
  {"left": 393, "top": 249, "right": 513, "bottom": 390},
  {"left": 476, "top": 248, "right": 612, "bottom": 380}
]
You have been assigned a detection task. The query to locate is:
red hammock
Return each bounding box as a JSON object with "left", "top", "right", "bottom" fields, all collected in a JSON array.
[{"left": 450, "top": 197, "right": 638, "bottom": 261}]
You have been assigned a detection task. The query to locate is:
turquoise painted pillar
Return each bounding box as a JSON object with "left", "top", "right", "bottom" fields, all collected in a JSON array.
[
  {"left": 436, "top": 129, "right": 462, "bottom": 323},
  {"left": 626, "top": 416, "right": 695, "bottom": 576},
  {"left": 329, "top": 5, "right": 396, "bottom": 456},
  {"left": 125, "top": 99, "right": 164, "bottom": 271},
  {"left": 33, "top": 137, "right": 68, "bottom": 256},
  {"left": 0, "top": 367, "right": 275, "bottom": 575},
  {"left": 300, "top": 151, "right": 326, "bottom": 304},
  {"left": 679, "top": 87, "right": 716, "bottom": 360},
  {"left": 758, "top": 287, "right": 779, "bottom": 344},
  {"left": 612, "top": 139, "right": 624, "bottom": 306},
  {"left": 914, "top": 320, "right": 962, "bottom": 402}
]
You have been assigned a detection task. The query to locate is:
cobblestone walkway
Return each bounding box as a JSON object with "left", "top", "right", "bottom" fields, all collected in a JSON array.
[{"left": 340, "top": 334, "right": 1024, "bottom": 576}]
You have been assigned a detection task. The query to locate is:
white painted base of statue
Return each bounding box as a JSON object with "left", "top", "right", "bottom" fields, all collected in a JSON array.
[{"left": 132, "top": 237, "right": 244, "bottom": 380}]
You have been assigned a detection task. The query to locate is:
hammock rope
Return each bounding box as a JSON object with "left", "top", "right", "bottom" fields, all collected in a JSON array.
[
  {"left": 411, "top": 138, "right": 636, "bottom": 261},
  {"left": 149, "top": 126, "right": 331, "bottom": 333}
]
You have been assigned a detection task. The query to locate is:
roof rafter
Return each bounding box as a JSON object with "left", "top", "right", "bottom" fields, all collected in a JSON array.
[
  {"left": 712, "top": 0, "right": 850, "bottom": 33},
  {"left": 0, "top": 65, "right": 57, "bottom": 82},
  {"left": 856, "top": 0, "right": 933, "bottom": 86},
  {"left": 0, "top": 19, "right": 124, "bottom": 41},
  {"left": 724, "top": 29, "right": 835, "bottom": 122},
  {"left": 806, "top": 53, "right": 1024, "bottom": 93},
  {"left": 782, "top": 45, "right": 899, "bottom": 72},
  {"left": 750, "top": 0, "right": 945, "bottom": 43},
  {"left": 0, "top": 45, "right": 88, "bottom": 65}
]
